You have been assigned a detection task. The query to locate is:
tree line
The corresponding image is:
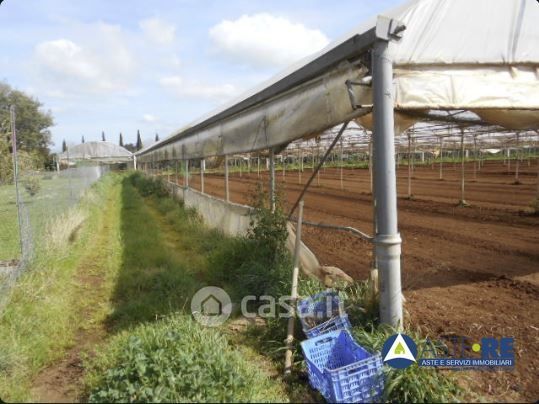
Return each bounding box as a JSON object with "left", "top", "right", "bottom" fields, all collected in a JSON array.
[{"left": 0, "top": 82, "right": 54, "bottom": 184}]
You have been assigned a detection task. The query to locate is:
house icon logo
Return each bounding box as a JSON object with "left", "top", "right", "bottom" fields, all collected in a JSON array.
[
  {"left": 382, "top": 333, "right": 417, "bottom": 369},
  {"left": 191, "top": 286, "right": 231, "bottom": 327},
  {"left": 201, "top": 294, "right": 222, "bottom": 316}
]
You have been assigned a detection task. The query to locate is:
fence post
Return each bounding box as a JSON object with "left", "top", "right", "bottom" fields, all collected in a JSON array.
[
  {"left": 185, "top": 159, "right": 189, "bottom": 188},
  {"left": 200, "top": 158, "right": 205, "bottom": 193},
  {"left": 225, "top": 155, "right": 230, "bottom": 202},
  {"left": 10, "top": 105, "right": 23, "bottom": 256},
  {"left": 269, "top": 148, "right": 276, "bottom": 213}
]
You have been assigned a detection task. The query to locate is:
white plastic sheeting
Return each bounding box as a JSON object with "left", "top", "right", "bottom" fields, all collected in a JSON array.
[
  {"left": 58, "top": 141, "right": 133, "bottom": 163},
  {"left": 138, "top": 0, "right": 539, "bottom": 162},
  {"left": 138, "top": 64, "right": 371, "bottom": 162}
]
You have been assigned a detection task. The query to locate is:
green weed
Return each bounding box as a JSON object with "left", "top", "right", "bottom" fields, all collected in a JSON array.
[{"left": 86, "top": 314, "right": 288, "bottom": 403}]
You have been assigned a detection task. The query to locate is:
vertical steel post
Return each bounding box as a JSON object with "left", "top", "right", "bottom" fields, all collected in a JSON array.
[
  {"left": 459, "top": 128, "right": 466, "bottom": 205},
  {"left": 201, "top": 158, "right": 205, "bottom": 193},
  {"left": 340, "top": 138, "right": 344, "bottom": 191},
  {"left": 316, "top": 145, "right": 320, "bottom": 186},
  {"left": 184, "top": 159, "right": 189, "bottom": 188},
  {"left": 368, "top": 135, "right": 373, "bottom": 194},
  {"left": 407, "top": 132, "right": 412, "bottom": 198},
  {"left": 515, "top": 133, "right": 521, "bottom": 184},
  {"left": 269, "top": 148, "right": 276, "bottom": 213},
  {"left": 298, "top": 147, "right": 302, "bottom": 185},
  {"left": 473, "top": 135, "right": 477, "bottom": 181},
  {"left": 439, "top": 136, "right": 444, "bottom": 180},
  {"left": 225, "top": 155, "right": 230, "bottom": 202},
  {"left": 283, "top": 152, "right": 286, "bottom": 183},
  {"left": 10, "top": 106, "right": 23, "bottom": 256},
  {"left": 257, "top": 155, "right": 260, "bottom": 179},
  {"left": 372, "top": 17, "right": 404, "bottom": 327}
]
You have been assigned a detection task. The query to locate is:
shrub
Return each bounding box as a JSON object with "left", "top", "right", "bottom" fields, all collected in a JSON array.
[
  {"left": 207, "top": 186, "right": 291, "bottom": 303},
  {"left": 85, "top": 315, "right": 288, "bottom": 403},
  {"left": 130, "top": 172, "right": 168, "bottom": 197},
  {"left": 23, "top": 175, "right": 41, "bottom": 196}
]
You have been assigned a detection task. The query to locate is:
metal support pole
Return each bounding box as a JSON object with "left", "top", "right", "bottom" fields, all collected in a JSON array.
[
  {"left": 340, "top": 139, "right": 344, "bottom": 191},
  {"left": 298, "top": 147, "right": 302, "bottom": 185},
  {"left": 284, "top": 200, "right": 304, "bottom": 375},
  {"left": 515, "top": 133, "right": 521, "bottom": 184},
  {"left": 225, "top": 155, "right": 230, "bottom": 202},
  {"left": 10, "top": 106, "right": 23, "bottom": 256},
  {"left": 459, "top": 128, "right": 467, "bottom": 205},
  {"left": 411, "top": 132, "right": 416, "bottom": 176},
  {"left": 369, "top": 135, "right": 373, "bottom": 194},
  {"left": 184, "top": 159, "right": 189, "bottom": 188},
  {"left": 201, "top": 158, "right": 205, "bottom": 193},
  {"left": 257, "top": 155, "right": 260, "bottom": 179},
  {"left": 372, "top": 17, "right": 404, "bottom": 327},
  {"left": 473, "top": 135, "right": 477, "bottom": 181},
  {"left": 439, "top": 136, "right": 444, "bottom": 180},
  {"left": 316, "top": 145, "right": 320, "bottom": 186},
  {"left": 269, "top": 148, "right": 276, "bottom": 213},
  {"left": 407, "top": 133, "right": 412, "bottom": 198},
  {"left": 283, "top": 153, "right": 286, "bottom": 183}
]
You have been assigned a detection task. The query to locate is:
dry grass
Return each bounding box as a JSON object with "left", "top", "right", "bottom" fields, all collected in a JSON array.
[{"left": 43, "top": 207, "right": 87, "bottom": 252}]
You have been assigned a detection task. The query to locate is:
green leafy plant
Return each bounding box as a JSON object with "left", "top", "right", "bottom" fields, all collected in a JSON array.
[
  {"left": 85, "top": 315, "right": 288, "bottom": 403},
  {"left": 207, "top": 184, "right": 291, "bottom": 303},
  {"left": 129, "top": 171, "right": 168, "bottom": 197}
]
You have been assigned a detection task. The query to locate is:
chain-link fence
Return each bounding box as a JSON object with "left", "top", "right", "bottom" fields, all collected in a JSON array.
[{"left": 0, "top": 154, "right": 108, "bottom": 310}]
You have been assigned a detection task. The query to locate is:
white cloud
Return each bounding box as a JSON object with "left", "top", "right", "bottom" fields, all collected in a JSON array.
[
  {"left": 209, "top": 13, "right": 330, "bottom": 68},
  {"left": 160, "top": 75, "right": 239, "bottom": 101},
  {"left": 33, "top": 22, "right": 135, "bottom": 95},
  {"left": 140, "top": 18, "right": 176, "bottom": 45},
  {"left": 143, "top": 113, "right": 158, "bottom": 122}
]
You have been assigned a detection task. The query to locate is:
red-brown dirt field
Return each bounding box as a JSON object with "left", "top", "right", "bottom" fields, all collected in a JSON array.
[{"left": 170, "top": 159, "right": 539, "bottom": 402}]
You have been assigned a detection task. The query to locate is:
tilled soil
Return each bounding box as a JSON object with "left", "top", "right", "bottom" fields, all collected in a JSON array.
[{"left": 179, "top": 159, "right": 539, "bottom": 402}]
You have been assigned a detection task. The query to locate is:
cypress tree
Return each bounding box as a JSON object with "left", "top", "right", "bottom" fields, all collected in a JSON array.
[{"left": 136, "top": 130, "right": 143, "bottom": 150}]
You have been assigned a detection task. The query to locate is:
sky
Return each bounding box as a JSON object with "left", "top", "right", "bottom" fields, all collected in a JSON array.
[{"left": 0, "top": 0, "right": 400, "bottom": 151}]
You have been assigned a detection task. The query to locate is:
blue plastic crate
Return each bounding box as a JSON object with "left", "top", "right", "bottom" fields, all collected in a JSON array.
[
  {"left": 298, "top": 291, "right": 352, "bottom": 338},
  {"left": 301, "top": 330, "right": 384, "bottom": 403}
]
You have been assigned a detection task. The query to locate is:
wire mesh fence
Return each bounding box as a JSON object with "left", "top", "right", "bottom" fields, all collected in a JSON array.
[{"left": 0, "top": 159, "right": 108, "bottom": 310}]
